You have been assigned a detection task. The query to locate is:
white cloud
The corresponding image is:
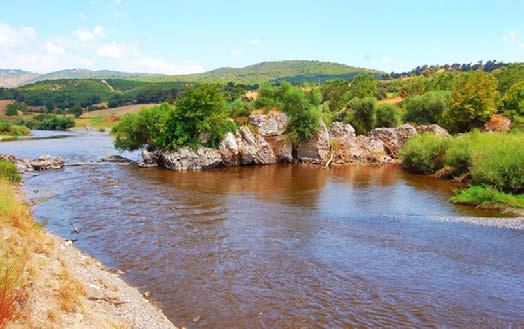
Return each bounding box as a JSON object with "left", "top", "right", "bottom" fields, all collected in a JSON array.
[
  {"left": 520, "top": 43, "right": 524, "bottom": 49},
  {"left": 249, "top": 38, "right": 260, "bottom": 46},
  {"left": 382, "top": 57, "right": 392, "bottom": 63},
  {"left": 45, "top": 41, "right": 65, "bottom": 55},
  {"left": 0, "top": 21, "right": 204, "bottom": 75},
  {"left": 73, "top": 26, "right": 104, "bottom": 42},
  {"left": 501, "top": 31, "right": 517, "bottom": 43},
  {"left": 230, "top": 48, "right": 243, "bottom": 57},
  {"left": 97, "top": 42, "right": 124, "bottom": 58},
  {"left": 0, "top": 23, "right": 36, "bottom": 47}
]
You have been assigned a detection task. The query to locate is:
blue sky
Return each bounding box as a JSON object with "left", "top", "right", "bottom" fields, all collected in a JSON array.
[{"left": 1, "top": 0, "right": 523, "bottom": 74}]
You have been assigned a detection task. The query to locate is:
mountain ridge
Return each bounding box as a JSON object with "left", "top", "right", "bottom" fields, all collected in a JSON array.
[{"left": 0, "top": 60, "right": 382, "bottom": 87}]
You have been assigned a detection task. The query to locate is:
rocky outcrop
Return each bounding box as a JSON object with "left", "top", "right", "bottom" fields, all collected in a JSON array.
[
  {"left": 30, "top": 156, "right": 64, "bottom": 170},
  {"left": 415, "top": 124, "right": 450, "bottom": 137},
  {"left": 219, "top": 127, "right": 277, "bottom": 166},
  {"left": 101, "top": 155, "right": 135, "bottom": 164},
  {"left": 137, "top": 150, "right": 159, "bottom": 168},
  {"left": 295, "top": 122, "right": 331, "bottom": 165},
  {"left": 249, "top": 111, "right": 288, "bottom": 136},
  {"left": 367, "top": 124, "right": 417, "bottom": 158},
  {"left": 482, "top": 115, "right": 511, "bottom": 133},
  {"left": 159, "top": 147, "right": 223, "bottom": 171},
  {"left": 139, "top": 112, "right": 449, "bottom": 171}
]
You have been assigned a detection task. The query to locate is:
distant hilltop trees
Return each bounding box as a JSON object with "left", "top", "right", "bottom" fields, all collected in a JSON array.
[{"left": 384, "top": 60, "right": 509, "bottom": 79}]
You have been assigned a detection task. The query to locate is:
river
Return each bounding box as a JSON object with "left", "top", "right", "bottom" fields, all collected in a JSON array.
[{"left": 1, "top": 131, "right": 523, "bottom": 328}]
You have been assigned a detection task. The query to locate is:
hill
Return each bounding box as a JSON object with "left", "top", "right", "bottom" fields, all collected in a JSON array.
[
  {"left": 0, "top": 69, "right": 40, "bottom": 88},
  {"left": 0, "top": 60, "right": 381, "bottom": 87},
  {"left": 138, "top": 60, "right": 382, "bottom": 84}
]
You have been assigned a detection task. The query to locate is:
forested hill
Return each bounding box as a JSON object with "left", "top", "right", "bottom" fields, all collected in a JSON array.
[
  {"left": 137, "top": 60, "right": 382, "bottom": 84},
  {"left": 0, "top": 60, "right": 381, "bottom": 87}
]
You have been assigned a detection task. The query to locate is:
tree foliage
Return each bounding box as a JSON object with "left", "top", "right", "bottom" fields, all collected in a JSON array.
[
  {"left": 321, "top": 79, "right": 350, "bottom": 112},
  {"left": 376, "top": 103, "right": 400, "bottom": 128},
  {"left": 346, "top": 97, "right": 377, "bottom": 135},
  {"left": 349, "top": 73, "right": 377, "bottom": 99},
  {"left": 403, "top": 91, "right": 451, "bottom": 125},
  {"left": 445, "top": 71, "right": 499, "bottom": 132}
]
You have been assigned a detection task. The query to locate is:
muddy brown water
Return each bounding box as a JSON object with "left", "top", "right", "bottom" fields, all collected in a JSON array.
[{"left": 2, "top": 131, "right": 523, "bottom": 328}]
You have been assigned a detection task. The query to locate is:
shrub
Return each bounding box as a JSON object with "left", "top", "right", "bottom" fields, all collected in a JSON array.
[
  {"left": 376, "top": 103, "right": 400, "bottom": 128},
  {"left": 0, "top": 121, "right": 30, "bottom": 136},
  {"left": 349, "top": 73, "right": 377, "bottom": 99},
  {"left": 113, "top": 103, "right": 172, "bottom": 151},
  {"left": 346, "top": 97, "right": 376, "bottom": 135},
  {"left": 5, "top": 103, "right": 20, "bottom": 116},
  {"left": 69, "top": 104, "right": 83, "bottom": 118},
  {"left": 162, "top": 84, "right": 236, "bottom": 149},
  {"left": 0, "top": 160, "right": 20, "bottom": 183},
  {"left": 501, "top": 81, "right": 524, "bottom": 119},
  {"left": 403, "top": 91, "right": 451, "bottom": 125},
  {"left": 445, "top": 71, "right": 499, "bottom": 132},
  {"left": 24, "top": 114, "right": 75, "bottom": 130},
  {"left": 226, "top": 99, "right": 253, "bottom": 117},
  {"left": 400, "top": 133, "right": 449, "bottom": 174},
  {"left": 321, "top": 79, "right": 350, "bottom": 112},
  {"left": 450, "top": 185, "right": 524, "bottom": 210},
  {"left": 282, "top": 87, "right": 321, "bottom": 143}
]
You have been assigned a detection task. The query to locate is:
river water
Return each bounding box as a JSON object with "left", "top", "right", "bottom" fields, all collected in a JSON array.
[{"left": 1, "top": 131, "right": 523, "bottom": 328}]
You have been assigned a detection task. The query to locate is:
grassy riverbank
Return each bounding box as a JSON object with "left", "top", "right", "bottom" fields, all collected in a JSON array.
[
  {"left": 0, "top": 161, "right": 176, "bottom": 328},
  {"left": 400, "top": 131, "right": 524, "bottom": 214}
]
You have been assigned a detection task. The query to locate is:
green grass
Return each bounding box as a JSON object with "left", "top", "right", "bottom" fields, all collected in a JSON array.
[
  {"left": 400, "top": 133, "right": 449, "bottom": 174},
  {"left": 0, "top": 160, "right": 20, "bottom": 183},
  {"left": 450, "top": 185, "right": 524, "bottom": 212}
]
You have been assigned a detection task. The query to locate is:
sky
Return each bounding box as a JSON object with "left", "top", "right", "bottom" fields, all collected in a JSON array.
[{"left": 1, "top": 0, "right": 523, "bottom": 74}]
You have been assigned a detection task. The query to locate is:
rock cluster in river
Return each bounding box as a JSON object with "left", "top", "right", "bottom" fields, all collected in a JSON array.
[
  {"left": 138, "top": 112, "right": 449, "bottom": 171},
  {"left": 0, "top": 154, "right": 65, "bottom": 172}
]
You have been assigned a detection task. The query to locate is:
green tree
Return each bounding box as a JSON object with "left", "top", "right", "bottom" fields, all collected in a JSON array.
[
  {"left": 5, "top": 102, "right": 20, "bottom": 116},
  {"left": 281, "top": 87, "right": 321, "bottom": 143},
  {"left": 349, "top": 73, "right": 377, "bottom": 99},
  {"left": 501, "top": 81, "right": 524, "bottom": 118},
  {"left": 376, "top": 103, "right": 400, "bottom": 128},
  {"left": 403, "top": 91, "right": 451, "bottom": 125},
  {"left": 162, "top": 84, "right": 236, "bottom": 149},
  {"left": 69, "top": 104, "right": 83, "bottom": 118},
  {"left": 113, "top": 103, "right": 172, "bottom": 151},
  {"left": 495, "top": 63, "right": 524, "bottom": 94},
  {"left": 445, "top": 71, "right": 499, "bottom": 132},
  {"left": 346, "top": 97, "right": 377, "bottom": 135},
  {"left": 321, "top": 79, "right": 350, "bottom": 112}
]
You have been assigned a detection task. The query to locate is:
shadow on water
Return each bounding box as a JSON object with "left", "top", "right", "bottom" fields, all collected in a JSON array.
[{"left": 1, "top": 133, "right": 523, "bottom": 328}]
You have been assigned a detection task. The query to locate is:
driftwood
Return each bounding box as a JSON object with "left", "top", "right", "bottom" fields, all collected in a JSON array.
[
  {"left": 88, "top": 296, "right": 127, "bottom": 306},
  {"left": 324, "top": 152, "right": 334, "bottom": 168},
  {"left": 70, "top": 222, "right": 80, "bottom": 234}
]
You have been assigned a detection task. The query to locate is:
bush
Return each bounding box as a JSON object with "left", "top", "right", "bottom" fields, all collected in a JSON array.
[
  {"left": 403, "top": 91, "right": 451, "bottom": 125},
  {"left": 501, "top": 81, "right": 524, "bottom": 118},
  {"left": 445, "top": 71, "right": 499, "bottom": 132},
  {"left": 376, "top": 103, "right": 400, "bottom": 128},
  {"left": 113, "top": 103, "right": 172, "bottom": 151},
  {"left": 282, "top": 87, "right": 321, "bottom": 143},
  {"left": 346, "top": 97, "right": 376, "bottom": 135},
  {"left": 5, "top": 103, "right": 20, "bottom": 116},
  {"left": 321, "top": 79, "right": 350, "bottom": 112},
  {"left": 0, "top": 121, "right": 30, "bottom": 136},
  {"left": 0, "top": 160, "right": 20, "bottom": 183},
  {"left": 349, "top": 73, "right": 377, "bottom": 99},
  {"left": 400, "top": 133, "right": 449, "bottom": 174},
  {"left": 226, "top": 99, "right": 253, "bottom": 117},
  {"left": 162, "top": 84, "right": 236, "bottom": 149},
  {"left": 450, "top": 185, "right": 524, "bottom": 210}
]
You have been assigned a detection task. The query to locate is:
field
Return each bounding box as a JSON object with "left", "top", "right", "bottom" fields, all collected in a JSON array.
[
  {"left": 75, "top": 103, "right": 157, "bottom": 129},
  {"left": 0, "top": 100, "right": 14, "bottom": 116}
]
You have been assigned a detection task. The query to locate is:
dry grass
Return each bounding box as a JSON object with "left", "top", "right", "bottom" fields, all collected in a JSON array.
[
  {"left": 56, "top": 267, "right": 86, "bottom": 313},
  {"left": 82, "top": 103, "right": 157, "bottom": 118},
  {"left": 0, "top": 100, "right": 14, "bottom": 117},
  {"left": 377, "top": 96, "right": 403, "bottom": 105}
]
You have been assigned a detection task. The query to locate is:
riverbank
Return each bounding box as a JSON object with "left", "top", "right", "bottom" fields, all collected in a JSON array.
[{"left": 0, "top": 177, "right": 176, "bottom": 329}]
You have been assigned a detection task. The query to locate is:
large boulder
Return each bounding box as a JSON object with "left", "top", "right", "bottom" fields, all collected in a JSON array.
[
  {"left": 0, "top": 154, "right": 33, "bottom": 173},
  {"left": 330, "top": 122, "right": 356, "bottom": 139},
  {"left": 265, "top": 135, "right": 293, "bottom": 163},
  {"left": 249, "top": 111, "right": 288, "bottom": 136},
  {"left": 366, "top": 124, "right": 417, "bottom": 158},
  {"left": 159, "top": 147, "right": 223, "bottom": 171},
  {"left": 101, "top": 155, "right": 134, "bottom": 164},
  {"left": 219, "top": 127, "right": 277, "bottom": 166},
  {"left": 482, "top": 115, "right": 511, "bottom": 133},
  {"left": 295, "top": 122, "right": 331, "bottom": 165},
  {"left": 415, "top": 124, "right": 450, "bottom": 137},
  {"left": 30, "top": 156, "right": 64, "bottom": 170}
]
